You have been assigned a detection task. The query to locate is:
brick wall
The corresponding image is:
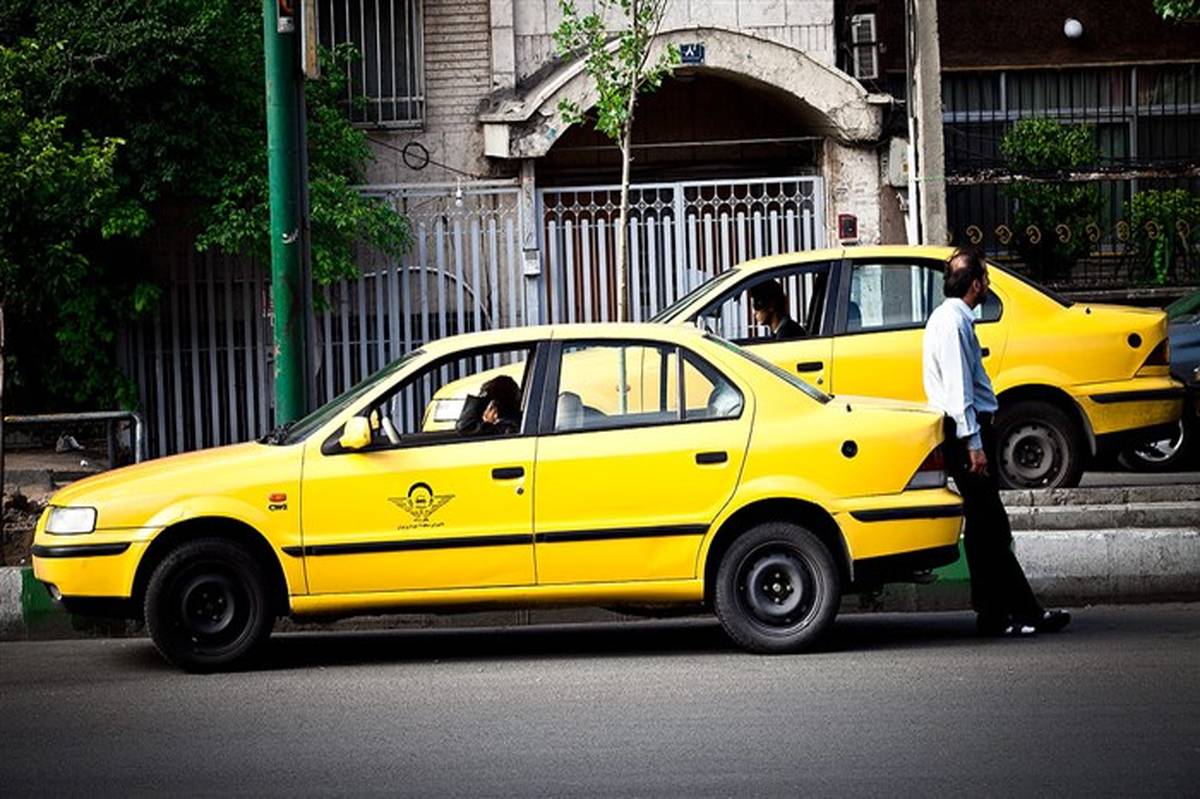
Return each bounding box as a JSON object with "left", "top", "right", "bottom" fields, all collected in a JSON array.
[{"left": 365, "top": 0, "right": 503, "bottom": 183}]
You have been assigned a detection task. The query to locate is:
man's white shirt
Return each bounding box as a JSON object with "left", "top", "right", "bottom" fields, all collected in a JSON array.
[{"left": 922, "top": 297, "right": 998, "bottom": 450}]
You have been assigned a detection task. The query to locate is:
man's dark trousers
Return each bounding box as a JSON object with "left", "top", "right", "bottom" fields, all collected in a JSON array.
[{"left": 944, "top": 413, "right": 1042, "bottom": 624}]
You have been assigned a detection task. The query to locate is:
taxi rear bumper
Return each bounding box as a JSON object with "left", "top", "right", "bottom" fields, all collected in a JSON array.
[{"left": 1072, "top": 376, "right": 1185, "bottom": 440}]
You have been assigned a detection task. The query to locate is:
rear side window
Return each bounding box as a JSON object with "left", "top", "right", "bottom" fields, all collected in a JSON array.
[
  {"left": 847, "top": 261, "right": 1000, "bottom": 333},
  {"left": 550, "top": 342, "right": 743, "bottom": 432}
]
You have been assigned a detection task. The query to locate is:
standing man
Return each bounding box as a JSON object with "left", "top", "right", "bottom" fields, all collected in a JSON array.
[
  {"left": 749, "top": 280, "right": 805, "bottom": 340},
  {"left": 923, "top": 247, "right": 1071, "bottom": 637}
]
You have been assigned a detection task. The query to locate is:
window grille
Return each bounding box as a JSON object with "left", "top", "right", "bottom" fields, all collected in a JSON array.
[
  {"left": 850, "top": 14, "right": 878, "bottom": 81},
  {"left": 317, "top": 0, "right": 425, "bottom": 127}
]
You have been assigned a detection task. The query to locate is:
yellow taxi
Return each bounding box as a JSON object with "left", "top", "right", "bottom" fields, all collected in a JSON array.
[
  {"left": 33, "top": 324, "right": 961, "bottom": 671},
  {"left": 653, "top": 245, "right": 1185, "bottom": 489}
]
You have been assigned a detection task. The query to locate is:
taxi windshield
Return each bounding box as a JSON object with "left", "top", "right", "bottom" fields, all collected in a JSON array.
[
  {"left": 649, "top": 269, "right": 738, "bottom": 322},
  {"left": 268, "top": 349, "right": 424, "bottom": 445}
]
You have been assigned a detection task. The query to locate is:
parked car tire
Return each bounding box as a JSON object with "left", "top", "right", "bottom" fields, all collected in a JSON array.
[
  {"left": 144, "top": 538, "right": 274, "bottom": 672},
  {"left": 1117, "top": 417, "right": 1195, "bottom": 472},
  {"left": 995, "top": 400, "right": 1084, "bottom": 490},
  {"left": 714, "top": 522, "right": 840, "bottom": 654}
]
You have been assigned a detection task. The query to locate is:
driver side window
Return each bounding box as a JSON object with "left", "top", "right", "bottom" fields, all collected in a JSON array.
[
  {"left": 695, "top": 265, "right": 832, "bottom": 344},
  {"left": 357, "top": 345, "right": 536, "bottom": 448}
]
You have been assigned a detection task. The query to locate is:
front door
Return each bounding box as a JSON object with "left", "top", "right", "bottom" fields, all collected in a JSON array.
[
  {"left": 532, "top": 340, "right": 752, "bottom": 585},
  {"left": 693, "top": 261, "right": 836, "bottom": 392},
  {"left": 299, "top": 344, "right": 541, "bottom": 595}
]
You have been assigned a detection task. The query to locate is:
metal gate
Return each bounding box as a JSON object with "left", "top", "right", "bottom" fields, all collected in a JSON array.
[
  {"left": 123, "top": 182, "right": 527, "bottom": 458},
  {"left": 122, "top": 176, "right": 827, "bottom": 458},
  {"left": 539, "top": 176, "right": 825, "bottom": 323}
]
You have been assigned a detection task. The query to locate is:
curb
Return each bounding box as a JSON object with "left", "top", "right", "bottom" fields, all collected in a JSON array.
[{"left": 4, "top": 528, "right": 1199, "bottom": 641}]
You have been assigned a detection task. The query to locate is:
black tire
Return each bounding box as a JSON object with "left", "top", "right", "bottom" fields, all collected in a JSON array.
[
  {"left": 995, "top": 400, "right": 1084, "bottom": 490},
  {"left": 144, "top": 538, "right": 274, "bottom": 672},
  {"left": 714, "top": 522, "right": 840, "bottom": 654},
  {"left": 1118, "top": 418, "right": 1194, "bottom": 472}
]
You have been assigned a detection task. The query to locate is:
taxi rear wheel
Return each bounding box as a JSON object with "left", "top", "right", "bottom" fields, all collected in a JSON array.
[
  {"left": 996, "top": 400, "right": 1084, "bottom": 490},
  {"left": 144, "top": 538, "right": 273, "bottom": 672},
  {"left": 714, "top": 522, "right": 840, "bottom": 654}
]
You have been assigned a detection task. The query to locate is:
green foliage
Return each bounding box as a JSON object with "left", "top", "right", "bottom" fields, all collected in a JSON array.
[
  {"left": 1000, "top": 118, "right": 1101, "bottom": 282},
  {"left": 553, "top": 0, "right": 681, "bottom": 146},
  {"left": 0, "top": 1, "right": 409, "bottom": 411},
  {"left": 1154, "top": 0, "right": 1200, "bottom": 22},
  {"left": 197, "top": 43, "right": 411, "bottom": 286},
  {"left": 1129, "top": 189, "right": 1200, "bottom": 286}
]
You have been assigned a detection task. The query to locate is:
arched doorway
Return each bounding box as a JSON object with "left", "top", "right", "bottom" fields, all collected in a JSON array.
[
  {"left": 538, "top": 72, "right": 824, "bottom": 185},
  {"left": 480, "top": 27, "right": 882, "bottom": 322}
]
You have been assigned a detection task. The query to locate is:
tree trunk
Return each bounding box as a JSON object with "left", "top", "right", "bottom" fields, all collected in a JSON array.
[{"left": 615, "top": 139, "right": 633, "bottom": 322}]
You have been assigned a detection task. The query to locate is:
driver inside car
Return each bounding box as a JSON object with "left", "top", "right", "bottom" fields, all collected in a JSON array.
[{"left": 456, "top": 375, "right": 523, "bottom": 436}]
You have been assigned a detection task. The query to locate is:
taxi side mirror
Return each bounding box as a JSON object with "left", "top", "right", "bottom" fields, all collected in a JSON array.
[{"left": 338, "top": 416, "right": 372, "bottom": 451}]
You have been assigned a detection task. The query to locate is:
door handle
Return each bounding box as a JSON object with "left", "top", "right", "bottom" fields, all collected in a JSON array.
[
  {"left": 492, "top": 466, "right": 524, "bottom": 480},
  {"left": 796, "top": 361, "right": 823, "bottom": 373},
  {"left": 981, "top": 347, "right": 991, "bottom": 358},
  {"left": 695, "top": 451, "right": 728, "bottom": 465}
]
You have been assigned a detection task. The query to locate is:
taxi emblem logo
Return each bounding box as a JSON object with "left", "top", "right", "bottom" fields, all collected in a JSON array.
[{"left": 390, "top": 482, "right": 454, "bottom": 528}]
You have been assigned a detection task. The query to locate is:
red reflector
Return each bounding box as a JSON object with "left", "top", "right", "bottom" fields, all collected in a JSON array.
[
  {"left": 920, "top": 446, "right": 945, "bottom": 472},
  {"left": 269, "top": 492, "right": 287, "bottom": 503},
  {"left": 1142, "top": 339, "right": 1170, "bottom": 367}
]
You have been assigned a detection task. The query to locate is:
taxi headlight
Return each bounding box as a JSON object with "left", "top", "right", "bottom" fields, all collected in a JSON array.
[{"left": 45, "top": 506, "right": 98, "bottom": 535}]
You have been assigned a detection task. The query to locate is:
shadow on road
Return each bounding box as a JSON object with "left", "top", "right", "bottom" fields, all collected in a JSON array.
[{"left": 110, "top": 611, "right": 1008, "bottom": 673}]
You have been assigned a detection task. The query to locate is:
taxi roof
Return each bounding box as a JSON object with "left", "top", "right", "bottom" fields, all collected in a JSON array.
[
  {"left": 730, "top": 244, "right": 957, "bottom": 275},
  {"left": 417, "top": 321, "right": 710, "bottom": 357}
]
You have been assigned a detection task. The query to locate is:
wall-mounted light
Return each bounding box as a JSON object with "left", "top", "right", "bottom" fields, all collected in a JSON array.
[{"left": 1063, "top": 18, "right": 1084, "bottom": 39}]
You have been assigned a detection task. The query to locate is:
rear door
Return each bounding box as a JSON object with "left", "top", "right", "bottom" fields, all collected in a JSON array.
[
  {"left": 532, "top": 339, "right": 753, "bottom": 585},
  {"left": 830, "top": 258, "right": 1005, "bottom": 401}
]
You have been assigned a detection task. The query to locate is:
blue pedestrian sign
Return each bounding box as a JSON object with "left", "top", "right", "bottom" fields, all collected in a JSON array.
[{"left": 681, "top": 43, "right": 705, "bottom": 65}]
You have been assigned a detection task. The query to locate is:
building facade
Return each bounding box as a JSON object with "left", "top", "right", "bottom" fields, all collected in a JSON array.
[{"left": 851, "top": 0, "right": 1200, "bottom": 292}]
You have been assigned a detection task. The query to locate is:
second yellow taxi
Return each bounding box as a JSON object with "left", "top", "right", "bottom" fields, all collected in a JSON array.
[{"left": 33, "top": 324, "right": 962, "bottom": 671}]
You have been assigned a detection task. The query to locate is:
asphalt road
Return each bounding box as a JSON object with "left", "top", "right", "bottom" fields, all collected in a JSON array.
[{"left": 2, "top": 604, "right": 1198, "bottom": 797}]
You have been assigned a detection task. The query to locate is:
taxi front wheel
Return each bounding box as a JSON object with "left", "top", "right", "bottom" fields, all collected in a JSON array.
[
  {"left": 714, "top": 522, "right": 840, "bottom": 654},
  {"left": 144, "top": 538, "right": 274, "bottom": 672}
]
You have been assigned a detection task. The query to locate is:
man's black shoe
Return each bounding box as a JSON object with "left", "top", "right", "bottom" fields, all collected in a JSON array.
[
  {"left": 1034, "top": 609, "right": 1071, "bottom": 632},
  {"left": 977, "top": 615, "right": 1036, "bottom": 637}
]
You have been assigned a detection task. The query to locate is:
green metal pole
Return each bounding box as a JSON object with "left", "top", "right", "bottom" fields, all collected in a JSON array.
[{"left": 262, "top": 0, "right": 306, "bottom": 424}]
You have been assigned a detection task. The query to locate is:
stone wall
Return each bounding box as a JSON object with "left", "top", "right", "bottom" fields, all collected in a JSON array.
[
  {"left": 513, "top": 0, "right": 836, "bottom": 82},
  {"left": 823, "top": 139, "right": 882, "bottom": 245}
]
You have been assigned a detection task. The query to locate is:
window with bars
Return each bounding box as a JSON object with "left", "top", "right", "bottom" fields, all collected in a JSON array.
[
  {"left": 317, "top": 0, "right": 425, "bottom": 127},
  {"left": 849, "top": 14, "right": 878, "bottom": 81}
]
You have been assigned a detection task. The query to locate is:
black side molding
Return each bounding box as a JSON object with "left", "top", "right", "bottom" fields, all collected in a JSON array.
[
  {"left": 283, "top": 534, "right": 534, "bottom": 557},
  {"left": 1090, "top": 388, "right": 1185, "bottom": 404},
  {"left": 535, "top": 525, "right": 708, "bottom": 544},
  {"left": 31, "top": 543, "right": 131, "bottom": 559},
  {"left": 850, "top": 504, "right": 963, "bottom": 523}
]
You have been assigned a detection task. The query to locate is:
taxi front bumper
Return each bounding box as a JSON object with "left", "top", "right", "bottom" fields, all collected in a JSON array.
[{"left": 31, "top": 508, "right": 152, "bottom": 611}]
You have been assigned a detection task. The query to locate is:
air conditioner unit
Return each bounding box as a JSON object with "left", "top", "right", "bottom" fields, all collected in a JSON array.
[{"left": 850, "top": 13, "right": 878, "bottom": 81}]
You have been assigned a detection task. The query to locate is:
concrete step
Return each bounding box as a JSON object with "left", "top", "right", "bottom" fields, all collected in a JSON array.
[
  {"left": 1000, "top": 483, "right": 1200, "bottom": 507},
  {"left": 1007, "top": 502, "right": 1200, "bottom": 531}
]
